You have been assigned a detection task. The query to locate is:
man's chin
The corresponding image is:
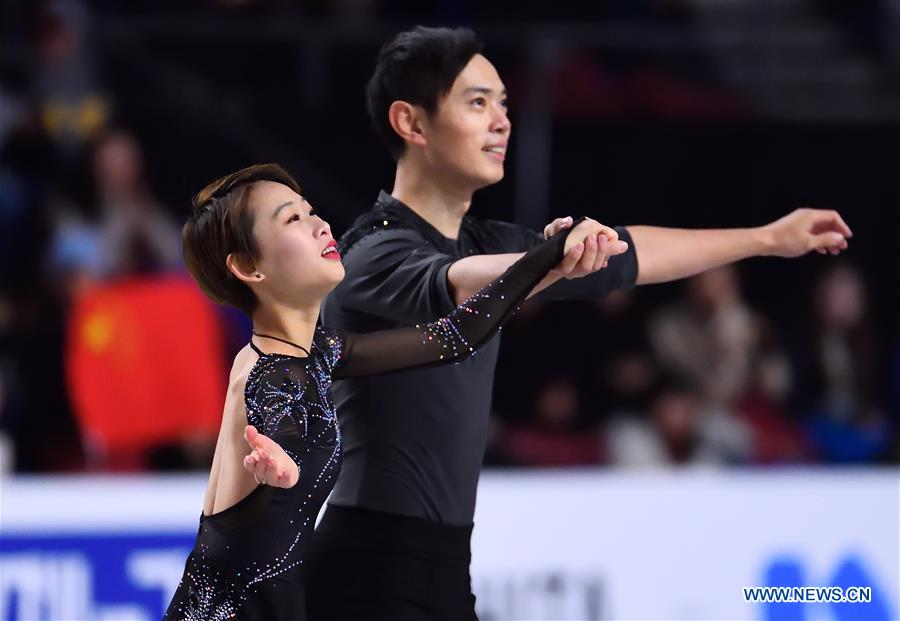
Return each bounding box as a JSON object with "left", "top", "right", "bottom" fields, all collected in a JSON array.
[{"left": 472, "top": 168, "right": 505, "bottom": 191}]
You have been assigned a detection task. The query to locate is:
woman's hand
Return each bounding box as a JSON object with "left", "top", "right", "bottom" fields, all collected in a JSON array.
[{"left": 242, "top": 425, "right": 300, "bottom": 488}]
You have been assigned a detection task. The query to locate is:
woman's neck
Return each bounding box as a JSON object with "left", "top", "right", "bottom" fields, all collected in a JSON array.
[{"left": 251, "top": 303, "right": 319, "bottom": 355}]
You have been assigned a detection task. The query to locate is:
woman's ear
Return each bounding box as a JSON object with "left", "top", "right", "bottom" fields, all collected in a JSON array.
[
  {"left": 388, "top": 100, "right": 428, "bottom": 149},
  {"left": 226, "top": 252, "right": 263, "bottom": 283}
]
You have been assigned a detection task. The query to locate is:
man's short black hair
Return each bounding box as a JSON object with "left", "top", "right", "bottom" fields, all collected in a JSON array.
[{"left": 366, "top": 26, "right": 483, "bottom": 161}]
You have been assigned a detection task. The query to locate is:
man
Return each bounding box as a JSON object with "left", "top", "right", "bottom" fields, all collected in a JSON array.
[{"left": 304, "top": 27, "right": 851, "bottom": 620}]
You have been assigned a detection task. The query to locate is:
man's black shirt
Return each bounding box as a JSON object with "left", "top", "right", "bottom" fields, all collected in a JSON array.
[{"left": 321, "top": 191, "right": 638, "bottom": 525}]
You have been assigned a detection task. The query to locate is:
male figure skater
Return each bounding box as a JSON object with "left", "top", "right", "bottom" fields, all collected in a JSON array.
[{"left": 303, "top": 27, "right": 852, "bottom": 620}]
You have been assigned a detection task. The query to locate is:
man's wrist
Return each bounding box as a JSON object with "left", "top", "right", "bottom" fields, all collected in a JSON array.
[{"left": 751, "top": 225, "right": 777, "bottom": 257}]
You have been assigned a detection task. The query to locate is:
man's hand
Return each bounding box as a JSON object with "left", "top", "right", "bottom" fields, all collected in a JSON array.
[
  {"left": 760, "top": 208, "right": 852, "bottom": 258},
  {"left": 242, "top": 425, "right": 300, "bottom": 488}
]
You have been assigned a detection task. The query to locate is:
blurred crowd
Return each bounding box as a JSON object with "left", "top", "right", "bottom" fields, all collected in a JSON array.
[
  {"left": 488, "top": 262, "right": 898, "bottom": 467},
  {"left": 1, "top": 1, "right": 897, "bottom": 474}
]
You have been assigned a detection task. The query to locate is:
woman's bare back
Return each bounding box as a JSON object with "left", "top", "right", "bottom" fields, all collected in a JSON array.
[{"left": 201, "top": 344, "right": 259, "bottom": 517}]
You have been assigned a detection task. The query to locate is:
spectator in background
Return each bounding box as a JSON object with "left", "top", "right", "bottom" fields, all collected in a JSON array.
[
  {"left": 584, "top": 289, "right": 658, "bottom": 414},
  {"left": 91, "top": 128, "right": 181, "bottom": 277},
  {"left": 647, "top": 265, "right": 798, "bottom": 462},
  {"left": 607, "top": 376, "right": 752, "bottom": 467},
  {"left": 649, "top": 265, "right": 777, "bottom": 405},
  {"left": 47, "top": 127, "right": 182, "bottom": 296},
  {"left": 489, "top": 376, "right": 603, "bottom": 466},
  {"left": 788, "top": 262, "right": 891, "bottom": 462}
]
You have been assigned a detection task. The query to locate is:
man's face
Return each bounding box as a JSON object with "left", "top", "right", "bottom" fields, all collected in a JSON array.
[{"left": 420, "top": 54, "right": 511, "bottom": 191}]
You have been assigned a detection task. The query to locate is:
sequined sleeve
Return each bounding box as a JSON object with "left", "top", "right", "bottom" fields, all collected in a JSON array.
[
  {"left": 331, "top": 221, "right": 576, "bottom": 379},
  {"left": 245, "top": 357, "right": 336, "bottom": 469}
]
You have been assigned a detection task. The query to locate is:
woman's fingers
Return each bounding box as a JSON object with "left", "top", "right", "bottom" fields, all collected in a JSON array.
[{"left": 544, "top": 216, "right": 573, "bottom": 239}]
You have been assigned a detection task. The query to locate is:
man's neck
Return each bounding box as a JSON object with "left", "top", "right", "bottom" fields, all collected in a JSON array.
[{"left": 391, "top": 159, "right": 473, "bottom": 240}]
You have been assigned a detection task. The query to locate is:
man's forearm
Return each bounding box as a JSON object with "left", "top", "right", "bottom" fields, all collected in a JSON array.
[
  {"left": 447, "top": 253, "right": 562, "bottom": 305},
  {"left": 626, "top": 225, "right": 773, "bottom": 285}
]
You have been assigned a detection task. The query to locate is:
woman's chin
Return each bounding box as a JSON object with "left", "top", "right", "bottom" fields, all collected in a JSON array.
[
  {"left": 330, "top": 261, "right": 346, "bottom": 283},
  {"left": 322, "top": 264, "right": 346, "bottom": 292}
]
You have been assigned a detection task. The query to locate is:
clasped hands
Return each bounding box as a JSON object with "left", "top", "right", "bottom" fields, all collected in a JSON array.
[{"left": 546, "top": 216, "right": 629, "bottom": 279}]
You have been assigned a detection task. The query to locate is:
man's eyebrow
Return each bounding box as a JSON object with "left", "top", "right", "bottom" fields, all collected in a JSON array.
[{"left": 462, "top": 86, "right": 507, "bottom": 96}]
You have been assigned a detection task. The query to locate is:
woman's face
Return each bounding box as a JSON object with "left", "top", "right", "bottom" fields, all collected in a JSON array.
[{"left": 246, "top": 181, "right": 345, "bottom": 305}]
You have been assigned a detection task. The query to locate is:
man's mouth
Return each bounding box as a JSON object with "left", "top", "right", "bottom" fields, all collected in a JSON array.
[{"left": 483, "top": 145, "right": 506, "bottom": 161}]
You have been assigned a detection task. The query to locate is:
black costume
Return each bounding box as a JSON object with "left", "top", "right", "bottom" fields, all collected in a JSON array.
[{"left": 307, "top": 193, "right": 638, "bottom": 620}]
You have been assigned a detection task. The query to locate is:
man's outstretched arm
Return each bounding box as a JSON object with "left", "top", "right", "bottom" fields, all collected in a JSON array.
[
  {"left": 446, "top": 208, "right": 851, "bottom": 304},
  {"left": 627, "top": 208, "right": 852, "bottom": 285}
]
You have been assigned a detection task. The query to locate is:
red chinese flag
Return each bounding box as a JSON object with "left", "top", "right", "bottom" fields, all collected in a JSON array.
[{"left": 66, "top": 276, "right": 226, "bottom": 455}]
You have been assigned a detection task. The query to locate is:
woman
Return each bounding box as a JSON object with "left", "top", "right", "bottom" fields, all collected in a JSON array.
[{"left": 163, "top": 163, "right": 607, "bottom": 620}]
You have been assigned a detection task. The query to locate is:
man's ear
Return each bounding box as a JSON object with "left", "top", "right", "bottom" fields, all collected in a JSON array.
[
  {"left": 388, "top": 100, "right": 428, "bottom": 149},
  {"left": 226, "top": 252, "right": 263, "bottom": 283}
]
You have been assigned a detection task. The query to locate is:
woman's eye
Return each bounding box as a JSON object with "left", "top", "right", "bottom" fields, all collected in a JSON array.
[
  {"left": 288, "top": 214, "right": 300, "bottom": 223},
  {"left": 308, "top": 209, "right": 317, "bottom": 217}
]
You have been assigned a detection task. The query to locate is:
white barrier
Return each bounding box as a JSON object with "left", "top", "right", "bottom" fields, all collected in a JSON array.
[{"left": 1, "top": 470, "right": 898, "bottom": 620}]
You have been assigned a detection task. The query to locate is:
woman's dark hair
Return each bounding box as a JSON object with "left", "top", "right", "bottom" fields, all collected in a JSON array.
[{"left": 182, "top": 163, "right": 300, "bottom": 315}]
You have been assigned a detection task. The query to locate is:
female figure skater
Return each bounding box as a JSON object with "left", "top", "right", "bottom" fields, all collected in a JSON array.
[{"left": 162, "top": 163, "right": 608, "bottom": 620}]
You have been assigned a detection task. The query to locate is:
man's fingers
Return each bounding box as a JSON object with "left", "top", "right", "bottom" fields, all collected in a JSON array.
[
  {"left": 558, "top": 243, "right": 585, "bottom": 274},
  {"left": 607, "top": 240, "right": 629, "bottom": 256},
  {"left": 811, "top": 232, "right": 846, "bottom": 253},
  {"left": 599, "top": 226, "right": 619, "bottom": 243},
  {"left": 818, "top": 210, "right": 853, "bottom": 238},
  {"left": 593, "top": 236, "right": 610, "bottom": 271},
  {"left": 579, "top": 234, "right": 599, "bottom": 270}
]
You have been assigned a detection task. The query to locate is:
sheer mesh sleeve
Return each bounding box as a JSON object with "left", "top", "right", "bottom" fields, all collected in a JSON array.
[{"left": 331, "top": 220, "right": 577, "bottom": 379}]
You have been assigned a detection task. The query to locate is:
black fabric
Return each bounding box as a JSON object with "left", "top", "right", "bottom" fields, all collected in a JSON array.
[
  {"left": 164, "top": 327, "right": 344, "bottom": 621},
  {"left": 320, "top": 191, "right": 638, "bottom": 525},
  {"left": 306, "top": 505, "right": 477, "bottom": 621},
  {"left": 164, "top": 223, "right": 574, "bottom": 620}
]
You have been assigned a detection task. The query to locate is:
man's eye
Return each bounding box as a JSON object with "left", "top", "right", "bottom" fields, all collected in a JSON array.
[{"left": 471, "top": 97, "right": 486, "bottom": 107}]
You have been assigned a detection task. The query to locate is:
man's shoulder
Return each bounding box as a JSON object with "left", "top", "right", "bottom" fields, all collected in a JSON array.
[
  {"left": 462, "top": 215, "right": 541, "bottom": 253},
  {"left": 340, "top": 226, "right": 432, "bottom": 263}
]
